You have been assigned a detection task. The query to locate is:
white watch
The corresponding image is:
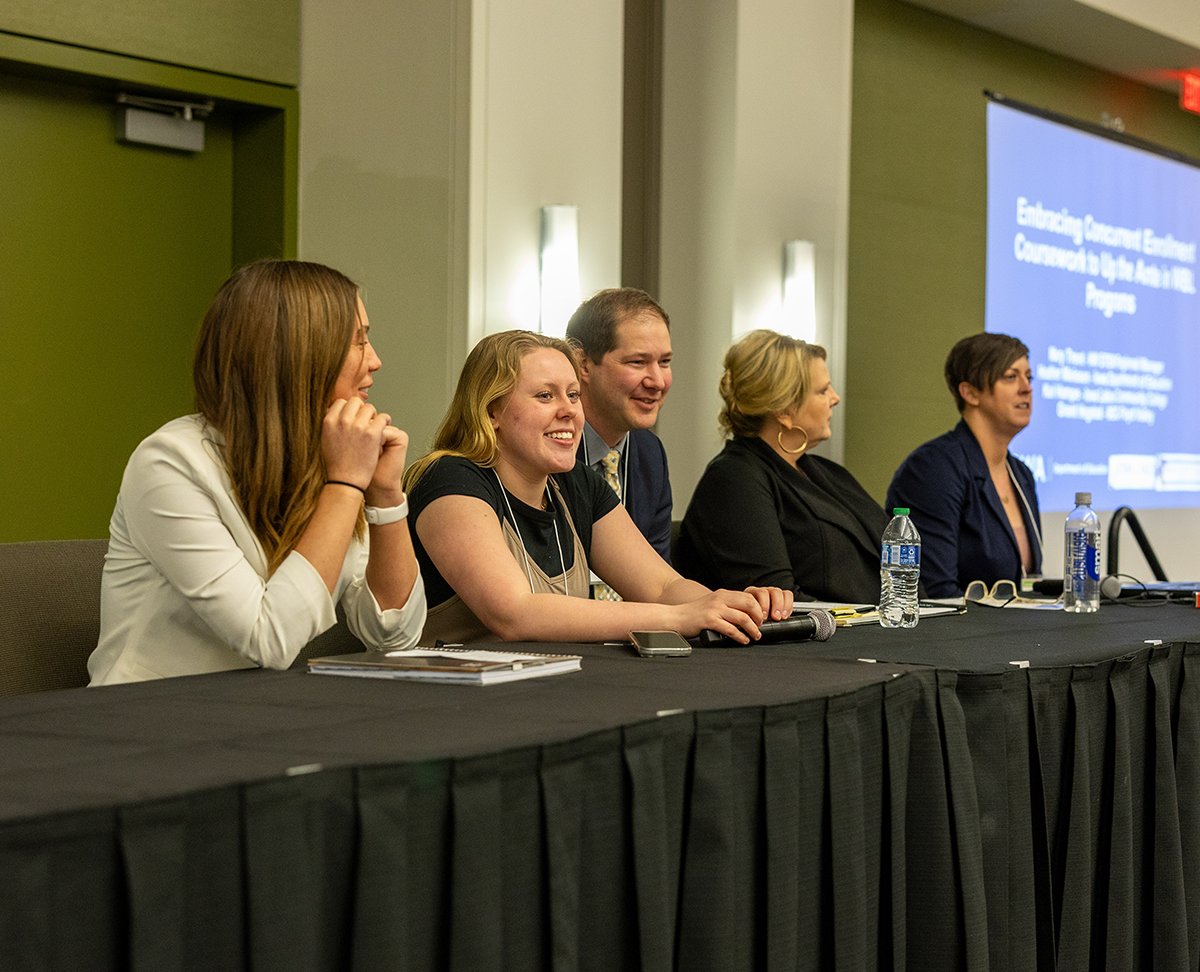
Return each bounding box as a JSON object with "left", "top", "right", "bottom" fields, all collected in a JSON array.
[{"left": 364, "top": 497, "right": 409, "bottom": 525}]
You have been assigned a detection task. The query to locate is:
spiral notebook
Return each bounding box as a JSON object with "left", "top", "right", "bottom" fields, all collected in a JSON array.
[{"left": 307, "top": 648, "right": 582, "bottom": 685}]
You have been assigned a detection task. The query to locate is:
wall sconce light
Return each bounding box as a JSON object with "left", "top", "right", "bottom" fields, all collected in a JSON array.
[
  {"left": 539, "top": 205, "right": 580, "bottom": 337},
  {"left": 782, "top": 240, "right": 817, "bottom": 342}
]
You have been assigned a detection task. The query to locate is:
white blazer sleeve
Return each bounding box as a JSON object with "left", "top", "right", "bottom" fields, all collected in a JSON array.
[
  {"left": 337, "top": 539, "right": 428, "bottom": 651},
  {"left": 119, "top": 425, "right": 339, "bottom": 670}
]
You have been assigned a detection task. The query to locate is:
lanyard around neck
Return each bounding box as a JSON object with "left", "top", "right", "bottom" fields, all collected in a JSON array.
[{"left": 493, "top": 469, "right": 571, "bottom": 596}]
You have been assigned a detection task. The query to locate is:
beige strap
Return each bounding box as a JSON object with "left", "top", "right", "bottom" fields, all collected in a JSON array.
[{"left": 419, "top": 479, "right": 592, "bottom": 644}]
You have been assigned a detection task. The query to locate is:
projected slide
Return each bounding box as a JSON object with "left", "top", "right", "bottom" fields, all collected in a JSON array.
[{"left": 986, "top": 99, "right": 1200, "bottom": 511}]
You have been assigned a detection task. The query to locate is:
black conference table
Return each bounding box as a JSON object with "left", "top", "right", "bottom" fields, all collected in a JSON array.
[{"left": 1, "top": 603, "right": 1198, "bottom": 971}]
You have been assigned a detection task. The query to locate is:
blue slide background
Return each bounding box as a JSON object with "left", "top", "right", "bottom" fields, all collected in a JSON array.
[{"left": 986, "top": 100, "right": 1200, "bottom": 511}]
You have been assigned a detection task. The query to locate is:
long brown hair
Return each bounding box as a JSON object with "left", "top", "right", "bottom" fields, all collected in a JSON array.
[
  {"left": 406, "top": 330, "right": 580, "bottom": 490},
  {"left": 193, "top": 259, "right": 362, "bottom": 572}
]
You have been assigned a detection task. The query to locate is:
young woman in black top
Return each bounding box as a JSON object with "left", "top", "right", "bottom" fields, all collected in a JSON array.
[{"left": 406, "top": 330, "right": 792, "bottom": 644}]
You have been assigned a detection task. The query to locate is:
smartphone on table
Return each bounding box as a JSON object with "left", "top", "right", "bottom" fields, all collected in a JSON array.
[{"left": 629, "top": 630, "right": 693, "bottom": 658}]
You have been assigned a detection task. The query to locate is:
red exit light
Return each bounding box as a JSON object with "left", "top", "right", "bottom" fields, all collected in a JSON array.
[{"left": 1183, "top": 72, "right": 1200, "bottom": 114}]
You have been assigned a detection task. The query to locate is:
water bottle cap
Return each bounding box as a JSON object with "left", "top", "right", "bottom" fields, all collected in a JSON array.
[
  {"left": 892, "top": 507, "right": 910, "bottom": 516},
  {"left": 1074, "top": 491, "right": 1092, "bottom": 505}
]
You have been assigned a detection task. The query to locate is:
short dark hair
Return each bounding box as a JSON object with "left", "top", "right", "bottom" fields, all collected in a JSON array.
[
  {"left": 944, "top": 332, "right": 1030, "bottom": 412},
  {"left": 565, "top": 288, "right": 670, "bottom": 363}
]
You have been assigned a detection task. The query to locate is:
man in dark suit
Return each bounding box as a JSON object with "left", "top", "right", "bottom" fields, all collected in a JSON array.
[{"left": 566, "top": 289, "right": 674, "bottom": 569}]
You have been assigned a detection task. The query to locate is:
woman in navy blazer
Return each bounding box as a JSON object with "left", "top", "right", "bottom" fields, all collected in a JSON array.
[
  {"left": 887, "top": 333, "right": 1043, "bottom": 597},
  {"left": 677, "top": 330, "right": 890, "bottom": 604}
]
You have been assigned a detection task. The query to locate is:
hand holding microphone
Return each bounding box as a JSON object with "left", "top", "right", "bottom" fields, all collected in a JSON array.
[{"left": 697, "top": 609, "right": 836, "bottom": 647}]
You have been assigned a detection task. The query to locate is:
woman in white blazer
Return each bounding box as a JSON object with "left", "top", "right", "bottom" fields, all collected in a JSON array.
[{"left": 89, "top": 260, "right": 426, "bottom": 685}]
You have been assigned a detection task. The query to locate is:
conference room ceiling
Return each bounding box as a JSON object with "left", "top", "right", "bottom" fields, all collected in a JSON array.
[{"left": 901, "top": 0, "right": 1200, "bottom": 94}]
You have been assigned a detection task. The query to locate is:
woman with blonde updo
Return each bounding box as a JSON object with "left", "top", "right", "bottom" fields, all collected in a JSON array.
[{"left": 676, "top": 329, "right": 890, "bottom": 604}]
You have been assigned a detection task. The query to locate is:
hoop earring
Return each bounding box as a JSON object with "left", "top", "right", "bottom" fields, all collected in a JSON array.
[{"left": 777, "top": 427, "right": 809, "bottom": 456}]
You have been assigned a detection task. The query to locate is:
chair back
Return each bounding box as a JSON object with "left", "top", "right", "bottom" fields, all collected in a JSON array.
[{"left": 0, "top": 539, "right": 108, "bottom": 695}]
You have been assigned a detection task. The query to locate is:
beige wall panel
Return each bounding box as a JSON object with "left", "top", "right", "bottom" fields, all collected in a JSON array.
[
  {"left": 656, "top": 0, "right": 855, "bottom": 510},
  {"left": 298, "top": 0, "right": 470, "bottom": 458},
  {"left": 468, "top": 0, "right": 624, "bottom": 343}
]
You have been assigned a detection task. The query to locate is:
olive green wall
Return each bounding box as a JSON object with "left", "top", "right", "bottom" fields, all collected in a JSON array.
[
  {"left": 0, "top": 67, "right": 230, "bottom": 543},
  {"left": 0, "top": 0, "right": 298, "bottom": 85},
  {"left": 845, "top": 0, "right": 1200, "bottom": 503},
  {"left": 0, "top": 31, "right": 297, "bottom": 542}
]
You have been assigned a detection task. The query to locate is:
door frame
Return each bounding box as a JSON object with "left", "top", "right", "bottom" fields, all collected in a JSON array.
[{"left": 0, "top": 30, "right": 298, "bottom": 263}]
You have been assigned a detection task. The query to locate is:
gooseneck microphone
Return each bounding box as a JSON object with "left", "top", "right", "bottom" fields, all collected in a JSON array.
[
  {"left": 1100, "top": 574, "right": 1124, "bottom": 601},
  {"left": 698, "top": 609, "right": 836, "bottom": 647}
]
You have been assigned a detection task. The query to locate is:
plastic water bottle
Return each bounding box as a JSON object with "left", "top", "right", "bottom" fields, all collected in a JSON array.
[
  {"left": 880, "top": 508, "right": 920, "bottom": 628},
  {"left": 1063, "top": 492, "right": 1100, "bottom": 613}
]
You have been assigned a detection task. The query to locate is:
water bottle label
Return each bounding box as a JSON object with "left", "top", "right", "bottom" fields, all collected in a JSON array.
[
  {"left": 881, "top": 543, "right": 920, "bottom": 567},
  {"left": 1067, "top": 531, "right": 1100, "bottom": 588}
]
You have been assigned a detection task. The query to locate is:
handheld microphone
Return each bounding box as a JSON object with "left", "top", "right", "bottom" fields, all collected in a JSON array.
[
  {"left": 697, "top": 609, "right": 836, "bottom": 648},
  {"left": 1029, "top": 578, "right": 1064, "bottom": 597}
]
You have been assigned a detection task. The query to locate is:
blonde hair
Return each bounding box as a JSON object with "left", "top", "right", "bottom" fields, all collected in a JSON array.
[
  {"left": 406, "top": 330, "right": 581, "bottom": 489},
  {"left": 718, "top": 329, "right": 827, "bottom": 438},
  {"left": 193, "top": 259, "right": 362, "bottom": 573}
]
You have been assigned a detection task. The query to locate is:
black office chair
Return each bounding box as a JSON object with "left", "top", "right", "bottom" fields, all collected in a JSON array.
[
  {"left": 0, "top": 539, "right": 108, "bottom": 695},
  {"left": 0, "top": 538, "right": 362, "bottom": 694}
]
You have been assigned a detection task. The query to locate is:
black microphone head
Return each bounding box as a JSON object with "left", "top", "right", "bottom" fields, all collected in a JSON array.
[{"left": 1031, "top": 577, "right": 1064, "bottom": 597}]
